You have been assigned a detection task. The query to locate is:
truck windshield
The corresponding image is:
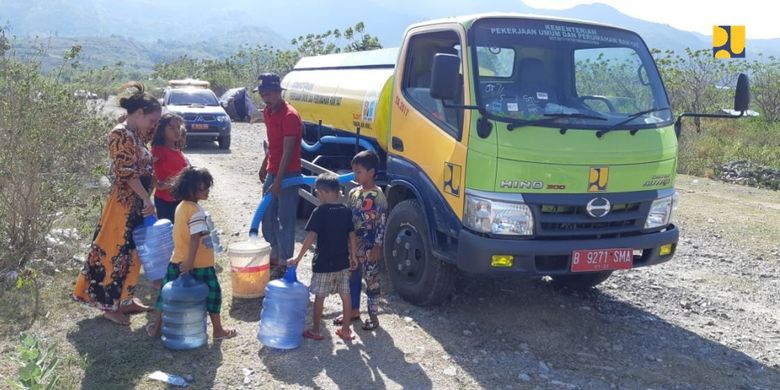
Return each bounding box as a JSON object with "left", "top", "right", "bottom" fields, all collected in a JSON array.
[{"left": 470, "top": 18, "right": 672, "bottom": 130}]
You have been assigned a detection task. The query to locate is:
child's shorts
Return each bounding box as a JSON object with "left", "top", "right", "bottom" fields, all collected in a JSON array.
[
  {"left": 155, "top": 263, "right": 222, "bottom": 314},
  {"left": 310, "top": 269, "right": 350, "bottom": 297}
]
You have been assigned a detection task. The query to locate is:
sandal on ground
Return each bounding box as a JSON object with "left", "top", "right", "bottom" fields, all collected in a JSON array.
[
  {"left": 213, "top": 329, "right": 237, "bottom": 340},
  {"left": 335, "top": 328, "right": 355, "bottom": 341},
  {"left": 303, "top": 329, "right": 324, "bottom": 341},
  {"left": 362, "top": 318, "right": 379, "bottom": 331},
  {"left": 146, "top": 322, "right": 161, "bottom": 338},
  {"left": 103, "top": 311, "right": 130, "bottom": 326},
  {"left": 119, "top": 298, "right": 153, "bottom": 314},
  {"left": 333, "top": 315, "right": 361, "bottom": 326}
]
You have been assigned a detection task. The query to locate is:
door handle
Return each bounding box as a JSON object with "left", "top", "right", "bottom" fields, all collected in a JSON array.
[{"left": 392, "top": 136, "right": 404, "bottom": 152}]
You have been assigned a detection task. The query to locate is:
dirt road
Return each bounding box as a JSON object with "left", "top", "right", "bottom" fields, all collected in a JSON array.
[
  {"left": 176, "top": 123, "right": 780, "bottom": 389},
  {"left": 3, "top": 122, "right": 778, "bottom": 389}
]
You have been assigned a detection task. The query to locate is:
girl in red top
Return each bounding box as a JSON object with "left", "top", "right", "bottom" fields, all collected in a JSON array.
[{"left": 152, "top": 113, "right": 189, "bottom": 222}]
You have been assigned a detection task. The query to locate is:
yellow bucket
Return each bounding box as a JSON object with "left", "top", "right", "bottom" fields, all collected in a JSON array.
[{"left": 228, "top": 240, "right": 271, "bottom": 299}]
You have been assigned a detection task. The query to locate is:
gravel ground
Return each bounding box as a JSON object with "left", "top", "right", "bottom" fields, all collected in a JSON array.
[
  {"left": 2, "top": 121, "right": 777, "bottom": 389},
  {"left": 178, "top": 123, "right": 780, "bottom": 389}
]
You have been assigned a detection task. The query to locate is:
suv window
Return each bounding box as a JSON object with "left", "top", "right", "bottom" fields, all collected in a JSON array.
[
  {"left": 168, "top": 89, "right": 220, "bottom": 106},
  {"left": 402, "top": 30, "right": 464, "bottom": 139}
]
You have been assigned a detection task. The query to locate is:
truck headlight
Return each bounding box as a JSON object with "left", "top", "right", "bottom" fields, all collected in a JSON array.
[
  {"left": 644, "top": 191, "right": 679, "bottom": 229},
  {"left": 216, "top": 114, "right": 230, "bottom": 122},
  {"left": 465, "top": 194, "right": 534, "bottom": 236}
]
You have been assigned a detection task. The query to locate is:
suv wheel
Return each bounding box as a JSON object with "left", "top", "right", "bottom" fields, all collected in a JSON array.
[{"left": 218, "top": 135, "right": 231, "bottom": 149}]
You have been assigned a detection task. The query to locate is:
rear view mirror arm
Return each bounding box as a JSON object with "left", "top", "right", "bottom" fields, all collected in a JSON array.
[
  {"left": 441, "top": 100, "right": 493, "bottom": 138},
  {"left": 441, "top": 100, "right": 484, "bottom": 115},
  {"left": 673, "top": 111, "right": 745, "bottom": 137}
]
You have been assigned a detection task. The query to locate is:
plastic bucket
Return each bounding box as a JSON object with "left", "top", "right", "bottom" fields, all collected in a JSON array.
[{"left": 228, "top": 240, "right": 271, "bottom": 298}]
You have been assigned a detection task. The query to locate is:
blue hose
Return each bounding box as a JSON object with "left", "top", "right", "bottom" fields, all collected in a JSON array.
[
  {"left": 248, "top": 172, "right": 355, "bottom": 237},
  {"left": 301, "top": 136, "right": 376, "bottom": 153}
]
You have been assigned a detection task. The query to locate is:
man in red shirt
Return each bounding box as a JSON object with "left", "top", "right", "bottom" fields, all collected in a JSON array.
[{"left": 256, "top": 73, "right": 303, "bottom": 278}]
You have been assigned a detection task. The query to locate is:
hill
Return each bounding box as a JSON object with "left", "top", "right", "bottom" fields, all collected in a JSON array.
[{"left": 4, "top": 0, "right": 779, "bottom": 69}]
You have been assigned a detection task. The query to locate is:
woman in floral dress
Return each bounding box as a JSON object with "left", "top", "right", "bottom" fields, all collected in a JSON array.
[{"left": 73, "top": 82, "right": 162, "bottom": 325}]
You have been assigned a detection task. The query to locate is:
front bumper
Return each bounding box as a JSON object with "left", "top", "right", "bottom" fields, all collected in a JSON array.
[
  {"left": 456, "top": 225, "right": 679, "bottom": 275},
  {"left": 185, "top": 122, "right": 231, "bottom": 138}
]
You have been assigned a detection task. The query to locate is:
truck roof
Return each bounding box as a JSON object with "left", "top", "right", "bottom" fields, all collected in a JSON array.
[
  {"left": 291, "top": 13, "right": 635, "bottom": 72},
  {"left": 293, "top": 47, "right": 399, "bottom": 70},
  {"left": 406, "top": 12, "right": 631, "bottom": 35}
]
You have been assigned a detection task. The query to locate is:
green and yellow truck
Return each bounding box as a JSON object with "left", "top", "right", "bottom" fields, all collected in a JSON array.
[{"left": 282, "top": 13, "right": 750, "bottom": 305}]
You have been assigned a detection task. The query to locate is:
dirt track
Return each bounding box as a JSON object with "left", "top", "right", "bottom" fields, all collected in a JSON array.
[
  {"left": 180, "top": 123, "right": 780, "bottom": 389},
  {"left": 2, "top": 121, "right": 779, "bottom": 389}
]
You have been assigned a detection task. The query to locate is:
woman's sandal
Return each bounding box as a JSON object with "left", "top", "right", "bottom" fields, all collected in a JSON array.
[
  {"left": 303, "top": 329, "right": 324, "bottom": 341},
  {"left": 103, "top": 311, "right": 130, "bottom": 326},
  {"left": 146, "top": 322, "right": 161, "bottom": 338},
  {"left": 362, "top": 318, "right": 379, "bottom": 331},
  {"left": 213, "top": 329, "right": 238, "bottom": 340},
  {"left": 119, "top": 298, "right": 153, "bottom": 315},
  {"left": 335, "top": 328, "right": 355, "bottom": 341},
  {"left": 332, "top": 315, "right": 361, "bottom": 326}
]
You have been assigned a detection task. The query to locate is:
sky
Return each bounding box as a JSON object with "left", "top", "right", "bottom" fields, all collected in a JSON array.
[{"left": 523, "top": 0, "right": 779, "bottom": 39}]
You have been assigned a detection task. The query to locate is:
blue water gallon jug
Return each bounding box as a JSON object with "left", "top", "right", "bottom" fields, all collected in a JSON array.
[
  {"left": 132, "top": 215, "right": 174, "bottom": 281},
  {"left": 161, "top": 273, "right": 209, "bottom": 350},
  {"left": 257, "top": 266, "right": 309, "bottom": 349}
]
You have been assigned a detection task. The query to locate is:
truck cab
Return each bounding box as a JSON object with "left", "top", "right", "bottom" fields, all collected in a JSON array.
[{"left": 283, "top": 14, "right": 749, "bottom": 305}]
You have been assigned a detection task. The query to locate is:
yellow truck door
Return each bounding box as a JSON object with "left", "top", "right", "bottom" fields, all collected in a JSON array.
[{"left": 389, "top": 25, "right": 471, "bottom": 220}]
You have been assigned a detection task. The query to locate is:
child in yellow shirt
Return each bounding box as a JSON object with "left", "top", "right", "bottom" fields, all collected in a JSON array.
[{"left": 147, "top": 167, "right": 236, "bottom": 340}]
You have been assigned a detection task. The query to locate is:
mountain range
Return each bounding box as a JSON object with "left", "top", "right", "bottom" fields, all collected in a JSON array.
[{"left": 4, "top": 0, "right": 778, "bottom": 71}]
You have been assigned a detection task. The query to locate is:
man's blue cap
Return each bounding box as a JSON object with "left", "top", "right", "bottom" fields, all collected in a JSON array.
[{"left": 254, "top": 73, "right": 283, "bottom": 93}]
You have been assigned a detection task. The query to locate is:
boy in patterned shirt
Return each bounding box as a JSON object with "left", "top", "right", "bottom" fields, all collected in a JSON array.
[{"left": 342, "top": 150, "right": 387, "bottom": 331}]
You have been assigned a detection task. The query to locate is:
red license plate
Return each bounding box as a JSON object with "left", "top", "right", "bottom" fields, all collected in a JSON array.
[
  {"left": 192, "top": 123, "right": 209, "bottom": 130},
  {"left": 571, "top": 248, "right": 633, "bottom": 272}
]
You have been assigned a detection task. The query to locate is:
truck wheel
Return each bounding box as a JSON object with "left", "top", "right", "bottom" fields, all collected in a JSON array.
[
  {"left": 218, "top": 136, "right": 231, "bottom": 149},
  {"left": 551, "top": 271, "right": 612, "bottom": 290},
  {"left": 385, "top": 199, "right": 456, "bottom": 306}
]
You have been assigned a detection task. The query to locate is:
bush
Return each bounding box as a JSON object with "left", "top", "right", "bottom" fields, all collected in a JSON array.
[
  {"left": 150, "top": 22, "right": 382, "bottom": 96},
  {"left": 677, "top": 118, "right": 780, "bottom": 176},
  {"left": 6, "top": 333, "right": 60, "bottom": 390},
  {"left": 0, "top": 28, "right": 110, "bottom": 276}
]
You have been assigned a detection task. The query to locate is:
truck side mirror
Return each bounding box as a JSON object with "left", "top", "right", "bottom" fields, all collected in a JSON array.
[
  {"left": 734, "top": 73, "right": 750, "bottom": 113},
  {"left": 430, "top": 53, "right": 460, "bottom": 100}
]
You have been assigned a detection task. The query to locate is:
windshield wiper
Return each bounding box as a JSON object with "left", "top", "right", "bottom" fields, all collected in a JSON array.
[
  {"left": 595, "top": 107, "right": 671, "bottom": 138},
  {"left": 507, "top": 112, "right": 607, "bottom": 131}
]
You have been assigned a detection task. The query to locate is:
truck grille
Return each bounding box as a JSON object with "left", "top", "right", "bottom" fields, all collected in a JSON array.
[{"left": 525, "top": 194, "right": 653, "bottom": 239}]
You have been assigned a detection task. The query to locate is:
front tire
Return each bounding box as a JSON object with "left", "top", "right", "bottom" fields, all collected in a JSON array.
[
  {"left": 384, "top": 199, "right": 456, "bottom": 306},
  {"left": 218, "top": 135, "right": 231, "bottom": 149}
]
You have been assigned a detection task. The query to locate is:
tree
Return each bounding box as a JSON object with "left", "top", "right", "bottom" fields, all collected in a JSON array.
[
  {"left": 150, "top": 22, "right": 383, "bottom": 94},
  {"left": 749, "top": 55, "right": 780, "bottom": 122},
  {"left": 653, "top": 48, "right": 745, "bottom": 130},
  {"left": 291, "top": 22, "right": 382, "bottom": 56}
]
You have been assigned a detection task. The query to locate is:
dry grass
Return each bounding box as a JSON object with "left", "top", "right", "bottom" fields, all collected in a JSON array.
[
  {"left": 675, "top": 175, "right": 780, "bottom": 259},
  {"left": 2, "top": 173, "right": 778, "bottom": 389}
]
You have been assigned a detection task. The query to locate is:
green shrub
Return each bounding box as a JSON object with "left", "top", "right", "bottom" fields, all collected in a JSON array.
[
  {"left": 677, "top": 118, "right": 780, "bottom": 176},
  {"left": 0, "top": 28, "right": 110, "bottom": 275},
  {"left": 6, "top": 333, "right": 60, "bottom": 390}
]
